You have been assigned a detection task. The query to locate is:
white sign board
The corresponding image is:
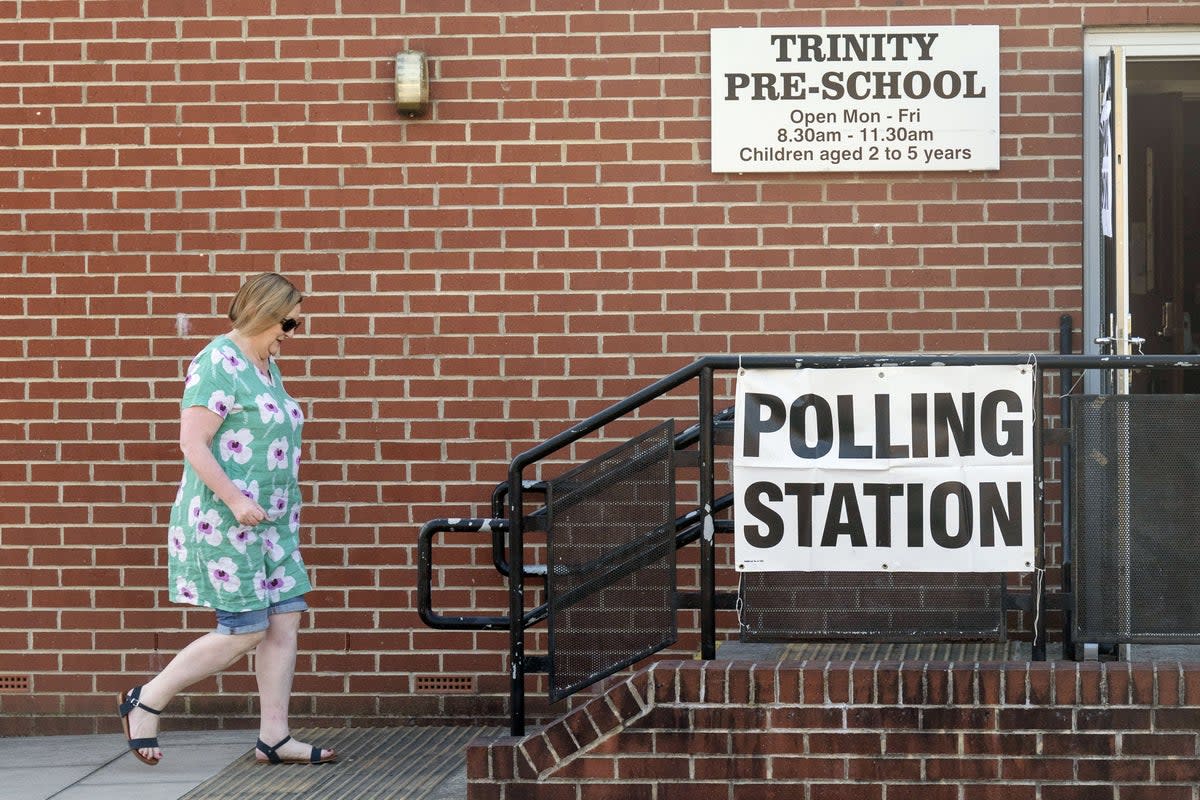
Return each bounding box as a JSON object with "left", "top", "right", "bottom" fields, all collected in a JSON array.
[
  {"left": 710, "top": 26, "right": 1000, "bottom": 172},
  {"left": 733, "top": 366, "right": 1035, "bottom": 573}
]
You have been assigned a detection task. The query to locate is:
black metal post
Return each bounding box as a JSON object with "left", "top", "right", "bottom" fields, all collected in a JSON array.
[
  {"left": 506, "top": 466, "right": 526, "bottom": 736},
  {"left": 698, "top": 366, "right": 716, "bottom": 660},
  {"left": 1058, "top": 315, "right": 1074, "bottom": 660},
  {"left": 1032, "top": 362, "right": 1047, "bottom": 661}
]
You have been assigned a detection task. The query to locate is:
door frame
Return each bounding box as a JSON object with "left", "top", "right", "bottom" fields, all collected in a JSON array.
[{"left": 1083, "top": 29, "right": 1200, "bottom": 363}]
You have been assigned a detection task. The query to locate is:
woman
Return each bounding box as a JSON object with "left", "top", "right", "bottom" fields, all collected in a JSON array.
[{"left": 118, "top": 273, "right": 336, "bottom": 766}]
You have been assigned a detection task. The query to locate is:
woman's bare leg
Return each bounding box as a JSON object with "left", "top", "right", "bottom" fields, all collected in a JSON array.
[
  {"left": 253, "top": 611, "right": 335, "bottom": 762},
  {"left": 125, "top": 630, "right": 266, "bottom": 762}
]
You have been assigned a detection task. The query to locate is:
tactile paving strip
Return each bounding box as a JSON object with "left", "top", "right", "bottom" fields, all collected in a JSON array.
[{"left": 181, "top": 726, "right": 494, "bottom": 800}]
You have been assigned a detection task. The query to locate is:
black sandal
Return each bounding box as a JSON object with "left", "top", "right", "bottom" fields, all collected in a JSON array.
[
  {"left": 117, "top": 686, "right": 163, "bottom": 766},
  {"left": 255, "top": 734, "right": 338, "bottom": 765}
]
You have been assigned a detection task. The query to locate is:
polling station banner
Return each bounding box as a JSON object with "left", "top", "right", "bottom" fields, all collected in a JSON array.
[{"left": 734, "top": 365, "right": 1035, "bottom": 573}]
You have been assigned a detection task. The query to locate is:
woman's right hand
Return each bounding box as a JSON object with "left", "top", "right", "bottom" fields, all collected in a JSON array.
[{"left": 229, "top": 495, "right": 268, "bottom": 527}]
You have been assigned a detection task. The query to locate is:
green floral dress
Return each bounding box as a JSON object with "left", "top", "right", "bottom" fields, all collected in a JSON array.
[{"left": 167, "top": 335, "right": 312, "bottom": 612}]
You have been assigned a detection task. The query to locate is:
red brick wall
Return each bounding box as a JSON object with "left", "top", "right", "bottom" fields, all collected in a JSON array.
[
  {"left": 2, "top": 1, "right": 1196, "bottom": 733},
  {"left": 470, "top": 659, "right": 1200, "bottom": 799}
]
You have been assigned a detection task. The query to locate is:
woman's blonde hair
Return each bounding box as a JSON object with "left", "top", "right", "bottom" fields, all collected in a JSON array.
[{"left": 228, "top": 273, "right": 303, "bottom": 335}]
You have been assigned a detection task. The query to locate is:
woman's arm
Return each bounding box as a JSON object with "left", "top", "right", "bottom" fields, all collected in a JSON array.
[{"left": 179, "top": 405, "right": 267, "bottom": 527}]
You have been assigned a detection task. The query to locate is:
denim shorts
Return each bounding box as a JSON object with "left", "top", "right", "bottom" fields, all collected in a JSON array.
[{"left": 214, "top": 596, "right": 308, "bottom": 635}]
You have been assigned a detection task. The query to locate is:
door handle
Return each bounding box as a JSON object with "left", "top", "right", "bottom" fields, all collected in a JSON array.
[{"left": 1158, "top": 301, "right": 1174, "bottom": 339}]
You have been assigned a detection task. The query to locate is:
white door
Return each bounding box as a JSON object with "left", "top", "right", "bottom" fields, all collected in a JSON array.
[{"left": 1097, "top": 48, "right": 1133, "bottom": 392}]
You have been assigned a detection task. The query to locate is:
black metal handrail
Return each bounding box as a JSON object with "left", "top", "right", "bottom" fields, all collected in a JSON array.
[
  {"left": 418, "top": 499, "right": 735, "bottom": 631},
  {"left": 417, "top": 518, "right": 510, "bottom": 631},
  {"left": 420, "top": 349, "right": 1200, "bottom": 735},
  {"left": 484, "top": 406, "right": 737, "bottom": 580}
]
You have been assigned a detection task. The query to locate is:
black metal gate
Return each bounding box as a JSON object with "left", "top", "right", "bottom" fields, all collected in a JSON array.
[
  {"left": 545, "top": 421, "right": 677, "bottom": 701},
  {"left": 1072, "top": 394, "right": 1200, "bottom": 642}
]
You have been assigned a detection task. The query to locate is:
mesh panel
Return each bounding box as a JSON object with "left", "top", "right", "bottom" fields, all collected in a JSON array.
[
  {"left": 739, "top": 571, "right": 1004, "bottom": 642},
  {"left": 1073, "top": 394, "right": 1200, "bottom": 642},
  {"left": 545, "top": 421, "right": 677, "bottom": 702}
]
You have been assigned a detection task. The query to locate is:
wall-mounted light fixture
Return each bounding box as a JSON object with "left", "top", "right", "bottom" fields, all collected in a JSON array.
[{"left": 395, "top": 50, "right": 429, "bottom": 117}]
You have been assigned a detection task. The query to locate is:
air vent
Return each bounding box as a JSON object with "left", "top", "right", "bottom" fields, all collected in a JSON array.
[
  {"left": 0, "top": 676, "right": 29, "bottom": 693},
  {"left": 414, "top": 675, "right": 476, "bottom": 694}
]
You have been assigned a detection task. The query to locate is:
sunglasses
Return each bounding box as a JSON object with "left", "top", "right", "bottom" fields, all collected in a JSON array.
[{"left": 281, "top": 317, "right": 302, "bottom": 334}]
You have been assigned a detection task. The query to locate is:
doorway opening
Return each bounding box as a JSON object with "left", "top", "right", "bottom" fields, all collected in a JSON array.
[{"left": 1125, "top": 59, "right": 1200, "bottom": 392}]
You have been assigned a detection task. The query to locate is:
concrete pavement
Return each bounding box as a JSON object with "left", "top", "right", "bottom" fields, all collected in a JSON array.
[
  {"left": 0, "top": 725, "right": 484, "bottom": 800},
  {"left": 0, "top": 728, "right": 251, "bottom": 800}
]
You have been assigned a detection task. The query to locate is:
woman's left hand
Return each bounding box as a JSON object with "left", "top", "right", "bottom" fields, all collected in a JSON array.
[{"left": 229, "top": 495, "right": 268, "bottom": 527}]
